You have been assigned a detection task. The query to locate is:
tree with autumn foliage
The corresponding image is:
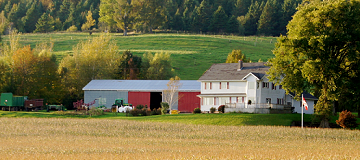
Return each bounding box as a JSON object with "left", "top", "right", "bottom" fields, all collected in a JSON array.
[
  {"left": 58, "top": 34, "right": 120, "bottom": 98},
  {"left": 225, "top": 49, "right": 250, "bottom": 63},
  {"left": 163, "top": 76, "right": 182, "bottom": 112}
]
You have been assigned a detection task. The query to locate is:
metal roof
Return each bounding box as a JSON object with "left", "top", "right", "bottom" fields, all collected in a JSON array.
[{"left": 82, "top": 80, "right": 200, "bottom": 92}]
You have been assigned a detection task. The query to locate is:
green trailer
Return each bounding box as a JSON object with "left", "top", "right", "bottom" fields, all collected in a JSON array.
[{"left": 0, "top": 93, "right": 27, "bottom": 111}]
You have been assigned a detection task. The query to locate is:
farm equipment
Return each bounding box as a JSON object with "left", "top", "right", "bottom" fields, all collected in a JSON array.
[
  {"left": 112, "top": 98, "right": 132, "bottom": 112},
  {"left": 0, "top": 93, "right": 44, "bottom": 111},
  {"left": 25, "top": 99, "right": 44, "bottom": 111},
  {"left": 47, "top": 105, "right": 67, "bottom": 111}
]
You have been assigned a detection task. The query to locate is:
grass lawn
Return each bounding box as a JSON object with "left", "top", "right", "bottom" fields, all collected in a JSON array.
[
  {"left": 2, "top": 32, "right": 276, "bottom": 80},
  {"left": 0, "top": 110, "right": 336, "bottom": 127}
]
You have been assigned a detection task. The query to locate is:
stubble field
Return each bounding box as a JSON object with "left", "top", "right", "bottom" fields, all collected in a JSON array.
[{"left": 0, "top": 118, "right": 359, "bottom": 159}]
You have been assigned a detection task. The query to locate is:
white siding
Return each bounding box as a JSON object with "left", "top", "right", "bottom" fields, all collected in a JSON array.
[
  {"left": 258, "top": 77, "right": 286, "bottom": 104},
  {"left": 201, "top": 81, "right": 246, "bottom": 94}
]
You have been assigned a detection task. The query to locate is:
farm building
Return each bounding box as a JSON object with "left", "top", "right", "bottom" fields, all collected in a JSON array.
[
  {"left": 82, "top": 80, "right": 201, "bottom": 112},
  {"left": 198, "top": 61, "right": 317, "bottom": 114}
]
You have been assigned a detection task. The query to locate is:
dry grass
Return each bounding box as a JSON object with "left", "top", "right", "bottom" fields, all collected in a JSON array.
[{"left": 0, "top": 118, "right": 359, "bottom": 159}]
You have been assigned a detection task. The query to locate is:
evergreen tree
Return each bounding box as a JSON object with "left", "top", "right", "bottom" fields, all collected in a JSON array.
[
  {"left": 182, "top": 7, "right": 192, "bottom": 31},
  {"left": 4, "top": 1, "right": 12, "bottom": 18},
  {"left": 226, "top": 15, "right": 239, "bottom": 33},
  {"left": 279, "top": 0, "right": 300, "bottom": 35},
  {"left": 233, "top": 0, "right": 252, "bottom": 17},
  {"left": 22, "top": 2, "right": 42, "bottom": 33},
  {"left": 57, "top": 0, "right": 71, "bottom": 22},
  {"left": 242, "top": 0, "right": 264, "bottom": 36},
  {"left": 34, "top": 13, "right": 54, "bottom": 33},
  {"left": 196, "top": 0, "right": 212, "bottom": 32},
  {"left": 257, "top": 0, "right": 281, "bottom": 36},
  {"left": 171, "top": 8, "right": 184, "bottom": 31},
  {"left": 210, "top": 6, "right": 228, "bottom": 33},
  {"left": 62, "top": 2, "right": 79, "bottom": 30}
]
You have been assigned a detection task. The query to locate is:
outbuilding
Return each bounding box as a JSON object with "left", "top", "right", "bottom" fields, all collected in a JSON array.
[{"left": 82, "top": 80, "right": 201, "bottom": 112}]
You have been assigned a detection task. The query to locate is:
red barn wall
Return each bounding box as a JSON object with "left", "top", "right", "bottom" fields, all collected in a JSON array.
[
  {"left": 178, "top": 92, "right": 201, "bottom": 113},
  {"left": 128, "top": 92, "right": 150, "bottom": 108}
]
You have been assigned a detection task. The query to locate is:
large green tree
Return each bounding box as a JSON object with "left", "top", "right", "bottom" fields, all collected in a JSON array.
[
  {"left": 133, "top": 0, "right": 167, "bottom": 33},
  {"left": 267, "top": 0, "right": 360, "bottom": 128},
  {"left": 142, "top": 52, "right": 174, "bottom": 80},
  {"left": 99, "top": 0, "right": 134, "bottom": 36}
]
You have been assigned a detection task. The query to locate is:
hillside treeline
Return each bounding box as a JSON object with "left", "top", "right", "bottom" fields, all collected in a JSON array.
[
  {"left": 0, "top": 0, "right": 301, "bottom": 36},
  {"left": 0, "top": 32, "right": 174, "bottom": 107}
]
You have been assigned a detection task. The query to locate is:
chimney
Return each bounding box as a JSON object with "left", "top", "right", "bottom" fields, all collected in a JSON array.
[{"left": 237, "top": 60, "right": 243, "bottom": 71}]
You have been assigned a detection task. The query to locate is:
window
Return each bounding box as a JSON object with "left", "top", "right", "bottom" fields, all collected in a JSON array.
[
  {"left": 271, "top": 83, "right": 276, "bottom": 90},
  {"left": 279, "top": 85, "right": 282, "bottom": 89},
  {"left": 219, "top": 82, "right": 222, "bottom": 89},
  {"left": 221, "top": 82, "right": 227, "bottom": 89},
  {"left": 210, "top": 82, "right": 212, "bottom": 90},
  {"left": 257, "top": 82, "right": 259, "bottom": 89},
  {"left": 205, "top": 82, "right": 207, "bottom": 90},
  {"left": 266, "top": 98, "right": 271, "bottom": 104},
  {"left": 242, "top": 97, "right": 245, "bottom": 103},
  {"left": 263, "top": 82, "right": 269, "bottom": 88},
  {"left": 277, "top": 98, "right": 284, "bottom": 105},
  {"left": 214, "top": 97, "right": 218, "bottom": 105},
  {"left": 227, "top": 82, "right": 229, "bottom": 89},
  {"left": 203, "top": 97, "right": 213, "bottom": 105}
]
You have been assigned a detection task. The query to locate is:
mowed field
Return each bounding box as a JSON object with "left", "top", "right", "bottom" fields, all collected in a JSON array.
[
  {"left": 3, "top": 32, "right": 276, "bottom": 79},
  {"left": 0, "top": 117, "right": 359, "bottom": 159}
]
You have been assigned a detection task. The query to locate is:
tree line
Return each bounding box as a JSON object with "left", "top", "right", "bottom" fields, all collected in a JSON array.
[
  {"left": 0, "top": 0, "right": 301, "bottom": 36},
  {"left": 0, "top": 32, "right": 174, "bottom": 108}
]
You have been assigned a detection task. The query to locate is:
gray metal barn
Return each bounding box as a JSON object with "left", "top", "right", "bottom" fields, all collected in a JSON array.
[{"left": 82, "top": 80, "right": 201, "bottom": 112}]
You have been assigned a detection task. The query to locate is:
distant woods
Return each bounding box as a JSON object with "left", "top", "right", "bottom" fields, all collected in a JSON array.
[
  {"left": 0, "top": 32, "right": 173, "bottom": 108},
  {"left": 0, "top": 0, "right": 302, "bottom": 36}
]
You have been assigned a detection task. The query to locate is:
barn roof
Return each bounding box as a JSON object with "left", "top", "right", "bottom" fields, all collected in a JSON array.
[
  {"left": 198, "top": 62, "right": 269, "bottom": 81},
  {"left": 82, "top": 80, "right": 200, "bottom": 92}
]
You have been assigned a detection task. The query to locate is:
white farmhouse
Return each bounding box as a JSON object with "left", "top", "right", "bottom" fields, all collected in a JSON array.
[{"left": 197, "top": 61, "right": 317, "bottom": 114}]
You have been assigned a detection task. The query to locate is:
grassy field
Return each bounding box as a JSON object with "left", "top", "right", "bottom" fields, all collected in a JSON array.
[
  {"left": 2, "top": 32, "right": 276, "bottom": 80},
  {"left": 0, "top": 117, "right": 359, "bottom": 159},
  {"left": 0, "top": 111, "right": 315, "bottom": 126}
]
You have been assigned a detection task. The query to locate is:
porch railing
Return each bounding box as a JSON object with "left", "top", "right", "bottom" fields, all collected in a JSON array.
[{"left": 225, "top": 103, "right": 287, "bottom": 109}]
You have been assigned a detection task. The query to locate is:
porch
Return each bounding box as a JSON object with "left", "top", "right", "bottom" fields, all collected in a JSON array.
[{"left": 225, "top": 103, "right": 293, "bottom": 114}]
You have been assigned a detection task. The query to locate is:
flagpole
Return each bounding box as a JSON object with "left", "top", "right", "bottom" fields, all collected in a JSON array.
[{"left": 301, "top": 94, "right": 303, "bottom": 129}]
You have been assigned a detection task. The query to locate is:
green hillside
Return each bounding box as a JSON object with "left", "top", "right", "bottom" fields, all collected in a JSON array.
[{"left": 4, "top": 32, "right": 276, "bottom": 80}]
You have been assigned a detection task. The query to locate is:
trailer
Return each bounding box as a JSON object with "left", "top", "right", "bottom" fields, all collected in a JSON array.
[
  {"left": 0, "top": 93, "right": 27, "bottom": 111},
  {"left": 0, "top": 93, "right": 44, "bottom": 111},
  {"left": 25, "top": 99, "right": 44, "bottom": 111}
]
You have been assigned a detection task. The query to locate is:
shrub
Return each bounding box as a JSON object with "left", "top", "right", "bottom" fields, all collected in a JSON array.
[
  {"left": 193, "top": 107, "right": 201, "bottom": 114},
  {"left": 152, "top": 108, "right": 161, "bottom": 115},
  {"left": 336, "top": 110, "right": 359, "bottom": 129},
  {"left": 218, "top": 105, "right": 225, "bottom": 113},
  {"left": 130, "top": 109, "right": 140, "bottom": 116},
  {"left": 210, "top": 107, "right": 216, "bottom": 113},
  {"left": 160, "top": 102, "right": 169, "bottom": 115},
  {"left": 136, "top": 104, "right": 145, "bottom": 110},
  {"left": 88, "top": 107, "right": 104, "bottom": 117}
]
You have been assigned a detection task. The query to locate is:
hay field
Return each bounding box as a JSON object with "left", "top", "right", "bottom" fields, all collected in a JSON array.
[{"left": 0, "top": 118, "right": 359, "bottom": 159}]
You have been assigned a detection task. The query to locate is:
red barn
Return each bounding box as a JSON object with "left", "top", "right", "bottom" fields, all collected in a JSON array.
[{"left": 83, "top": 80, "right": 200, "bottom": 112}]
